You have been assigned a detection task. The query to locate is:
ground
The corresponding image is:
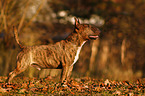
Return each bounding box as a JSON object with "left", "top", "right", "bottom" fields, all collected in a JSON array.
[{"left": 0, "top": 76, "right": 145, "bottom": 95}]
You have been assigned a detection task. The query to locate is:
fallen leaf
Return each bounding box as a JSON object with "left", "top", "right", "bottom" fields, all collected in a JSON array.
[
  {"left": 0, "top": 87, "right": 7, "bottom": 93},
  {"left": 104, "top": 79, "right": 111, "bottom": 86},
  {"left": 114, "top": 90, "right": 121, "bottom": 95},
  {"left": 19, "top": 88, "right": 27, "bottom": 93}
]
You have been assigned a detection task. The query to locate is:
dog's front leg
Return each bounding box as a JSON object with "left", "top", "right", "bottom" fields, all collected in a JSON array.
[
  {"left": 61, "top": 64, "right": 69, "bottom": 82},
  {"left": 66, "top": 65, "right": 74, "bottom": 80}
]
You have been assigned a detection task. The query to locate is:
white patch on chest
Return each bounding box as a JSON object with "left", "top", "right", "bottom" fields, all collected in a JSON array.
[
  {"left": 30, "top": 51, "right": 33, "bottom": 64},
  {"left": 71, "top": 41, "right": 86, "bottom": 66}
]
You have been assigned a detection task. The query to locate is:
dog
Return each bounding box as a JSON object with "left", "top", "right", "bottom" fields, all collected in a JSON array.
[{"left": 6, "top": 17, "right": 100, "bottom": 83}]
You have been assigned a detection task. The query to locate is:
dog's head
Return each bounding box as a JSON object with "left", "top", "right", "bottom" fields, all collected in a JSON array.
[{"left": 74, "top": 17, "right": 101, "bottom": 40}]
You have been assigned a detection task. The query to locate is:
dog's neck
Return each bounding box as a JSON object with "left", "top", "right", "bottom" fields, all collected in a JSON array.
[
  {"left": 64, "top": 31, "right": 87, "bottom": 67},
  {"left": 65, "top": 32, "right": 86, "bottom": 47}
]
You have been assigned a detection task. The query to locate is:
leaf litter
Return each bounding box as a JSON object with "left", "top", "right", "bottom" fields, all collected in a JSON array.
[{"left": 0, "top": 76, "right": 144, "bottom": 95}]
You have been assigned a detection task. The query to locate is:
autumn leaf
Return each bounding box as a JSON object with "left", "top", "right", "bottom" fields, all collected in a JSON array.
[{"left": 0, "top": 77, "right": 144, "bottom": 95}]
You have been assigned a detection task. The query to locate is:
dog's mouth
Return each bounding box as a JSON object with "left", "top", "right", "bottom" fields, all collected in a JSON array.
[{"left": 89, "top": 35, "right": 99, "bottom": 39}]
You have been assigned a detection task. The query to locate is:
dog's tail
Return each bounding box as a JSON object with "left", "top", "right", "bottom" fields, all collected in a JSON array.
[{"left": 13, "top": 26, "right": 25, "bottom": 49}]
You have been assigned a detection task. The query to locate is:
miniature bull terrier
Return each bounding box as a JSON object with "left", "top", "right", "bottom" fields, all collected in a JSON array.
[{"left": 6, "top": 17, "right": 100, "bottom": 83}]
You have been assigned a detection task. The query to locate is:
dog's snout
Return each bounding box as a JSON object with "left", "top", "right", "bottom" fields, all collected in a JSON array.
[
  {"left": 97, "top": 28, "right": 101, "bottom": 33},
  {"left": 95, "top": 28, "right": 101, "bottom": 36}
]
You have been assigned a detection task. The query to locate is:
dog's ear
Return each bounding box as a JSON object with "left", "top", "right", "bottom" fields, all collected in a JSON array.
[
  {"left": 74, "top": 17, "right": 80, "bottom": 32},
  {"left": 74, "top": 17, "right": 80, "bottom": 27}
]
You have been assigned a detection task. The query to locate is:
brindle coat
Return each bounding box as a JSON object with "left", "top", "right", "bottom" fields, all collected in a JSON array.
[{"left": 6, "top": 18, "right": 100, "bottom": 83}]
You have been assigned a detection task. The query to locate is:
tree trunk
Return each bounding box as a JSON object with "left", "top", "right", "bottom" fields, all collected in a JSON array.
[{"left": 89, "top": 40, "right": 99, "bottom": 72}]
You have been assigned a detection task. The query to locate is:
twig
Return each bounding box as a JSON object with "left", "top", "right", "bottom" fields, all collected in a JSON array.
[
  {"left": 1, "top": 0, "right": 7, "bottom": 32},
  {"left": 24, "top": 0, "right": 45, "bottom": 28},
  {"left": 18, "top": 0, "right": 30, "bottom": 32}
]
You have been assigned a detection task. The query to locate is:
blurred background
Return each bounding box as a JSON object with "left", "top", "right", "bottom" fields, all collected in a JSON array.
[{"left": 0, "top": 0, "right": 145, "bottom": 80}]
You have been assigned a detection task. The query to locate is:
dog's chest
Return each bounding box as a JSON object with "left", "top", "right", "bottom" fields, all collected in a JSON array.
[{"left": 71, "top": 41, "right": 86, "bottom": 66}]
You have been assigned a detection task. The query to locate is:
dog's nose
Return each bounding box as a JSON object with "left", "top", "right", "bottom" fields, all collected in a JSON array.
[
  {"left": 96, "top": 28, "right": 101, "bottom": 34},
  {"left": 93, "top": 26, "right": 101, "bottom": 33},
  {"left": 98, "top": 28, "right": 101, "bottom": 32}
]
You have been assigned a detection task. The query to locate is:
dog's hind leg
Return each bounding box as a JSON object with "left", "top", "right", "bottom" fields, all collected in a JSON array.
[
  {"left": 6, "top": 69, "right": 18, "bottom": 83},
  {"left": 5, "top": 62, "right": 29, "bottom": 83}
]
